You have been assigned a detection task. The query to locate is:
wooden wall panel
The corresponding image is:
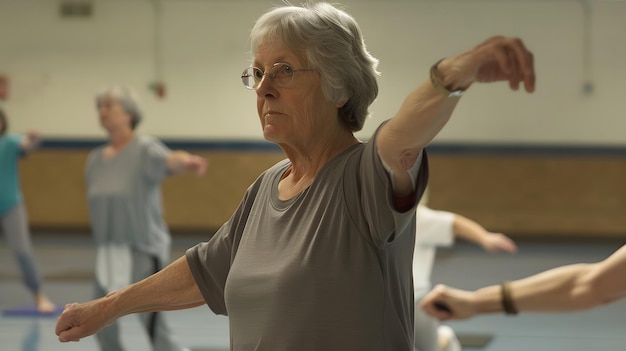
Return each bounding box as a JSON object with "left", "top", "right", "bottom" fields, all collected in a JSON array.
[
  {"left": 18, "top": 150, "right": 626, "bottom": 239},
  {"left": 427, "top": 155, "right": 626, "bottom": 238},
  {"left": 19, "top": 150, "right": 284, "bottom": 232}
]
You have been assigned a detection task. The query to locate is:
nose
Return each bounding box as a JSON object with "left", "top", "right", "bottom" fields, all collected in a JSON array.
[{"left": 255, "top": 74, "right": 277, "bottom": 99}]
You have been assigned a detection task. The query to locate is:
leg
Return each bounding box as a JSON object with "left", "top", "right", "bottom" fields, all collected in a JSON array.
[
  {"left": 437, "top": 325, "right": 461, "bottom": 351},
  {"left": 1, "top": 203, "right": 55, "bottom": 312},
  {"left": 414, "top": 292, "right": 442, "bottom": 351},
  {"left": 132, "top": 251, "right": 186, "bottom": 351},
  {"left": 94, "top": 280, "right": 125, "bottom": 351}
]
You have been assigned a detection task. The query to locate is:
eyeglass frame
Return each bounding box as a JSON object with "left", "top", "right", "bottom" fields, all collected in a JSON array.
[{"left": 241, "top": 62, "right": 316, "bottom": 90}]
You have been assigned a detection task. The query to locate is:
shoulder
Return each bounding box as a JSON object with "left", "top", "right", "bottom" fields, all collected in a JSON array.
[
  {"left": 87, "top": 145, "right": 105, "bottom": 162},
  {"left": 136, "top": 134, "right": 169, "bottom": 151},
  {"left": 321, "top": 142, "right": 367, "bottom": 175},
  {"left": 252, "top": 159, "right": 289, "bottom": 186},
  {"left": 136, "top": 134, "right": 160, "bottom": 146},
  {"left": 1, "top": 133, "right": 23, "bottom": 147},
  {"left": 89, "top": 143, "right": 106, "bottom": 155},
  {"left": 246, "top": 159, "right": 290, "bottom": 190},
  {"left": 268, "top": 158, "right": 291, "bottom": 174}
]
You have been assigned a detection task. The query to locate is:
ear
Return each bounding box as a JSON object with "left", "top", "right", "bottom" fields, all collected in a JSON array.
[{"left": 336, "top": 100, "right": 346, "bottom": 108}]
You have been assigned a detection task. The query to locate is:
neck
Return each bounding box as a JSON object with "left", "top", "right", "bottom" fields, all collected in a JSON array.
[
  {"left": 282, "top": 129, "right": 359, "bottom": 181},
  {"left": 108, "top": 128, "right": 134, "bottom": 150}
]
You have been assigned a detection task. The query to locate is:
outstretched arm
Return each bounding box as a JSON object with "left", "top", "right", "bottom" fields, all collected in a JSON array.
[
  {"left": 421, "top": 245, "right": 626, "bottom": 321},
  {"left": 56, "top": 256, "right": 205, "bottom": 342},
  {"left": 452, "top": 214, "right": 517, "bottom": 253},
  {"left": 377, "top": 36, "right": 535, "bottom": 196},
  {"left": 167, "top": 150, "right": 208, "bottom": 176}
]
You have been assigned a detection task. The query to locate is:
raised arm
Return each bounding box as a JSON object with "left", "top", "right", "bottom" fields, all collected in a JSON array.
[
  {"left": 421, "top": 245, "right": 626, "bottom": 321},
  {"left": 377, "top": 36, "right": 535, "bottom": 196},
  {"left": 56, "top": 256, "right": 205, "bottom": 342},
  {"left": 167, "top": 150, "right": 208, "bottom": 176}
]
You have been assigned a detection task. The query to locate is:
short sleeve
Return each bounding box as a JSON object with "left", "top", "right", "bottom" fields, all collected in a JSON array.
[
  {"left": 141, "top": 136, "right": 171, "bottom": 183},
  {"left": 186, "top": 225, "right": 234, "bottom": 315},
  {"left": 344, "top": 125, "right": 429, "bottom": 247},
  {"left": 185, "top": 173, "right": 265, "bottom": 315}
]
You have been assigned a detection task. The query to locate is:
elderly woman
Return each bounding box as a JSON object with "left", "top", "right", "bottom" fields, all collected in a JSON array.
[
  {"left": 57, "top": 3, "right": 534, "bottom": 350},
  {"left": 86, "top": 86, "right": 207, "bottom": 351},
  {"left": 0, "top": 108, "right": 56, "bottom": 313}
]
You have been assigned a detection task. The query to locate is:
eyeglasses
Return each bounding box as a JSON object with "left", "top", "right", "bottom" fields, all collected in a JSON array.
[{"left": 241, "top": 62, "right": 316, "bottom": 90}]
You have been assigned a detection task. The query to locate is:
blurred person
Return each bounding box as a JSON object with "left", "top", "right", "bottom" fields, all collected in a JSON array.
[
  {"left": 413, "top": 194, "right": 517, "bottom": 351},
  {"left": 0, "top": 107, "right": 56, "bottom": 314},
  {"left": 86, "top": 86, "right": 207, "bottom": 351}
]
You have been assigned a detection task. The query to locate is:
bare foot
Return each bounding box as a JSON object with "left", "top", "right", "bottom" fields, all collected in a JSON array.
[{"left": 35, "top": 293, "right": 57, "bottom": 314}]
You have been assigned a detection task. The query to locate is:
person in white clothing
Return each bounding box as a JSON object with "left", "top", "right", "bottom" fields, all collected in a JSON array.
[{"left": 413, "top": 198, "right": 517, "bottom": 351}]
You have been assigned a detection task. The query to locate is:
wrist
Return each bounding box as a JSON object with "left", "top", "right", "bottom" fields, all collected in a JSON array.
[
  {"left": 501, "top": 281, "right": 519, "bottom": 315},
  {"left": 472, "top": 285, "right": 504, "bottom": 315},
  {"left": 100, "top": 292, "right": 123, "bottom": 322},
  {"left": 434, "top": 58, "right": 473, "bottom": 92}
]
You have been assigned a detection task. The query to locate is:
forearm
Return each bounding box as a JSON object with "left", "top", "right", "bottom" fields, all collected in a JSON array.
[
  {"left": 472, "top": 263, "right": 598, "bottom": 314},
  {"left": 103, "top": 256, "right": 205, "bottom": 318},
  {"left": 452, "top": 215, "right": 489, "bottom": 245},
  {"left": 166, "top": 150, "right": 193, "bottom": 173},
  {"left": 379, "top": 81, "right": 461, "bottom": 168},
  {"left": 376, "top": 80, "right": 462, "bottom": 196},
  {"left": 378, "top": 56, "right": 472, "bottom": 166}
]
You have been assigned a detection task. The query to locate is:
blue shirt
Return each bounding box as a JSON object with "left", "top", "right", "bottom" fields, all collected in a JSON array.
[{"left": 0, "top": 134, "right": 24, "bottom": 214}]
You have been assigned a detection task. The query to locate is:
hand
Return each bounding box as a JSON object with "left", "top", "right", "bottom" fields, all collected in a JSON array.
[
  {"left": 420, "top": 284, "right": 477, "bottom": 321},
  {"left": 481, "top": 232, "right": 518, "bottom": 253},
  {"left": 20, "top": 129, "right": 42, "bottom": 151},
  {"left": 438, "top": 36, "right": 535, "bottom": 93},
  {"left": 183, "top": 155, "right": 208, "bottom": 176},
  {"left": 55, "top": 299, "right": 115, "bottom": 343},
  {"left": 26, "top": 129, "right": 40, "bottom": 141}
]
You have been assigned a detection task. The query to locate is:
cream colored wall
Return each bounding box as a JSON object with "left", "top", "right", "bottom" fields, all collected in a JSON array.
[{"left": 0, "top": 0, "right": 624, "bottom": 145}]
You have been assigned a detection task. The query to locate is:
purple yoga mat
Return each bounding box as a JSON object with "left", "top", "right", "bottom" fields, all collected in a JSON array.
[{"left": 2, "top": 304, "right": 63, "bottom": 317}]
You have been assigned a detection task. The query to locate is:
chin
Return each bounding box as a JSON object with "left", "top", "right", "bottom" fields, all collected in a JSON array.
[
  {"left": 262, "top": 125, "right": 282, "bottom": 142},
  {"left": 262, "top": 132, "right": 280, "bottom": 144}
]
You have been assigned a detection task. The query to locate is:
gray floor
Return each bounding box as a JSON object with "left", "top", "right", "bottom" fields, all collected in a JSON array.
[{"left": 1, "top": 235, "right": 625, "bottom": 351}]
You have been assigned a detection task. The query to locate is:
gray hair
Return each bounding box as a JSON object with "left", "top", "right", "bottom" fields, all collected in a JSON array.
[
  {"left": 95, "top": 86, "right": 143, "bottom": 130},
  {"left": 250, "top": 2, "right": 380, "bottom": 132}
]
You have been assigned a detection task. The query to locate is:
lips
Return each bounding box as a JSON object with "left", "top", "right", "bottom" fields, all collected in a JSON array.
[{"left": 264, "top": 110, "right": 281, "bottom": 117}]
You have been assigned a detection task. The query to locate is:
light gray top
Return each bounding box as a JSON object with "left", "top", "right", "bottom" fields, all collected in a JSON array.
[
  {"left": 86, "top": 135, "right": 171, "bottom": 260},
  {"left": 187, "top": 130, "right": 429, "bottom": 351}
]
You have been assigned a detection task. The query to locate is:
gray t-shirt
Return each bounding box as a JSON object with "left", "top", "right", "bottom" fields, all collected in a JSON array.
[
  {"left": 186, "top": 132, "right": 429, "bottom": 351},
  {"left": 86, "top": 135, "right": 171, "bottom": 260}
]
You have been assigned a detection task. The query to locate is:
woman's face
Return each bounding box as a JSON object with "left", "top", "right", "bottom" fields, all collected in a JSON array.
[
  {"left": 253, "top": 40, "right": 340, "bottom": 148},
  {"left": 97, "top": 96, "right": 132, "bottom": 133}
]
